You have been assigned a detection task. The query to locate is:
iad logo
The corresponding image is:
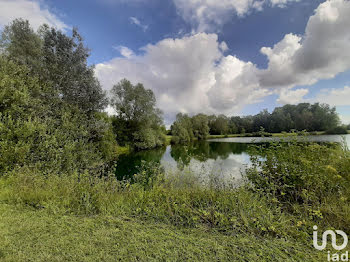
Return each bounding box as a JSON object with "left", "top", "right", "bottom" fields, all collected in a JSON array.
[{"left": 313, "top": 225, "right": 349, "bottom": 261}]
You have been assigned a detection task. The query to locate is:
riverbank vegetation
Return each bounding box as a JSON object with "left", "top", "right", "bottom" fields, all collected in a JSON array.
[
  {"left": 1, "top": 19, "right": 350, "bottom": 261},
  {"left": 1, "top": 141, "right": 349, "bottom": 260}
]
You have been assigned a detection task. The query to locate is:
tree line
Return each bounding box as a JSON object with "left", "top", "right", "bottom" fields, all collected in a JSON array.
[{"left": 170, "top": 103, "right": 348, "bottom": 143}]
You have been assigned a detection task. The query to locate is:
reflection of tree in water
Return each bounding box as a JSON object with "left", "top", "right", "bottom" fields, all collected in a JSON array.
[
  {"left": 208, "top": 143, "right": 248, "bottom": 160},
  {"left": 115, "top": 146, "right": 166, "bottom": 180},
  {"left": 170, "top": 141, "right": 249, "bottom": 170}
]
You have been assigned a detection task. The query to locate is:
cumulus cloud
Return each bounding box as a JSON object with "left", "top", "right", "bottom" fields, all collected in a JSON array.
[
  {"left": 313, "top": 86, "right": 350, "bottom": 106},
  {"left": 277, "top": 88, "right": 309, "bottom": 104},
  {"left": 96, "top": 34, "right": 264, "bottom": 123},
  {"left": 173, "top": 0, "right": 299, "bottom": 32},
  {"left": 96, "top": 0, "right": 350, "bottom": 124},
  {"left": 259, "top": 0, "right": 350, "bottom": 103},
  {"left": 0, "top": 0, "right": 69, "bottom": 31},
  {"left": 260, "top": 0, "right": 350, "bottom": 88},
  {"left": 113, "top": 46, "right": 135, "bottom": 58},
  {"left": 129, "top": 17, "right": 148, "bottom": 31}
]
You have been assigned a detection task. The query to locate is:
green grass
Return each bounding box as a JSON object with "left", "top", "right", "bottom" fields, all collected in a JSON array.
[
  {"left": 0, "top": 203, "right": 324, "bottom": 262},
  {"left": 116, "top": 145, "right": 130, "bottom": 155},
  {"left": 165, "top": 135, "right": 172, "bottom": 145},
  {"left": 0, "top": 142, "right": 349, "bottom": 261}
]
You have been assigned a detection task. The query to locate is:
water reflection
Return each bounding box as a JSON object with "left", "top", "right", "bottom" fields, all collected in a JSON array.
[
  {"left": 115, "top": 134, "right": 350, "bottom": 182},
  {"left": 115, "top": 141, "right": 251, "bottom": 181}
]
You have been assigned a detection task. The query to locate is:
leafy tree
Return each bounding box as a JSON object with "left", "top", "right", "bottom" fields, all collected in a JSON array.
[
  {"left": 171, "top": 113, "right": 194, "bottom": 144},
  {"left": 0, "top": 19, "right": 42, "bottom": 73},
  {"left": 110, "top": 79, "right": 165, "bottom": 150},
  {"left": 192, "top": 114, "right": 209, "bottom": 139},
  {"left": 0, "top": 19, "right": 118, "bottom": 176},
  {"left": 0, "top": 57, "right": 117, "bottom": 175},
  {"left": 1, "top": 19, "right": 107, "bottom": 113},
  {"left": 208, "top": 115, "right": 229, "bottom": 135},
  {"left": 40, "top": 26, "right": 107, "bottom": 113}
]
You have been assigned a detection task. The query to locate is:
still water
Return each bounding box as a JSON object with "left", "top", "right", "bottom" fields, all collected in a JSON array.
[{"left": 115, "top": 135, "right": 350, "bottom": 182}]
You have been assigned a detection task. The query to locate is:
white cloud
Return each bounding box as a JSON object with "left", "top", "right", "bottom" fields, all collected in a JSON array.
[
  {"left": 313, "top": 86, "right": 350, "bottom": 106},
  {"left": 270, "top": 0, "right": 300, "bottom": 8},
  {"left": 113, "top": 46, "right": 135, "bottom": 58},
  {"left": 129, "top": 16, "right": 148, "bottom": 31},
  {"left": 172, "top": 0, "right": 300, "bottom": 32},
  {"left": 0, "top": 0, "right": 68, "bottom": 31},
  {"left": 96, "top": 33, "right": 265, "bottom": 123},
  {"left": 277, "top": 88, "right": 309, "bottom": 104},
  {"left": 260, "top": 0, "right": 350, "bottom": 90},
  {"left": 96, "top": 0, "right": 350, "bottom": 124},
  {"left": 339, "top": 114, "right": 350, "bottom": 125}
]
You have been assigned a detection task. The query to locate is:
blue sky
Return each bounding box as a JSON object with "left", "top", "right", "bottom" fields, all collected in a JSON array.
[{"left": 0, "top": 0, "right": 349, "bottom": 125}]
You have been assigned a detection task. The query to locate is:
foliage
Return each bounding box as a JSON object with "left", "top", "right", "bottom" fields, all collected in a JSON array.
[
  {"left": 171, "top": 113, "right": 194, "bottom": 144},
  {"left": 325, "top": 125, "right": 349, "bottom": 134},
  {"left": 0, "top": 20, "right": 118, "bottom": 176},
  {"left": 201, "top": 103, "right": 341, "bottom": 136},
  {"left": 247, "top": 141, "right": 350, "bottom": 205},
  {"left": 1, "top": 19, "right": 107, "bottom": 113},
  {"left": 1, "top": 141, "right": 350, "bottom": 260},
  {"left": 110, "top": 79, "right": 166, "bottom": 150},
  {"left": 191, "top": 114, "right": 209, "bottom": 140},
  {"left": 171, "top": 113, "right": 209, "bottom": 143},
  {"left": 0, "top": 19, "right": 42, "bottom": 73},
  {"left": 208, "top": 114, "right": 229, "bottom": 135}
]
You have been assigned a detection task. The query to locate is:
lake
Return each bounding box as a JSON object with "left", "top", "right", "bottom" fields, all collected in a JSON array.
[{"left": 115, "top": 134, "right": 350, "bottom": 183}]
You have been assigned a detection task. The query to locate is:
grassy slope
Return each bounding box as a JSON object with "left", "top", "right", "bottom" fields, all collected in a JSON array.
[{"left": 0, "top": 203, "right": 323, "bottom": 262}]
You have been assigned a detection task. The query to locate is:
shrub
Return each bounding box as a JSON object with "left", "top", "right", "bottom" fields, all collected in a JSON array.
[
  {"left": 325, "top": 126, "right": 348, "bottom": 135},
  {"left": 246, "top": 141, "right": 350, "bottom": 205}
]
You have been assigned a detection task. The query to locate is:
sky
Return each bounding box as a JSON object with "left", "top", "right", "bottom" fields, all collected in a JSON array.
[{"left": 0, "top": 0, "right": 350, "bottom": 126}]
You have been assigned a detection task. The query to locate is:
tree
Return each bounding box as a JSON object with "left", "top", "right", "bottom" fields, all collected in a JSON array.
[
  {"left": 192, "top": 114, "right": 209, "bottom": 139},
  {"left": 171, "top": 113, "right": 194, "bottom": 144},
  {"left": 0, "top": 57, "right": 117, "bottom": 175},
  {"left": 208, "top": 115, "right": 229, "bottom": 135},
  {"left": 0, "top": 19, "right": 42, "bottom": 73},
  {"left": 1, "top": 19, "right": 107, "bottom": 113},
  {"left": 0, "top": 20, "right": 118, "bottom": 175},
  {"left": 110, "top": 79, "right": 165, "bottom": 150},
  {"left": 40, "top": 26, "right": 107, "bottom": 113}
]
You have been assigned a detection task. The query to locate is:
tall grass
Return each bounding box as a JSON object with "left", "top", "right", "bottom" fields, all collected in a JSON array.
[{"left": 0, "top": 141, "right": 349, "bottom": 245}]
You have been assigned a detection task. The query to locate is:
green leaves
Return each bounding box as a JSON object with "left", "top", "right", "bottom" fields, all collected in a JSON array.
[{"left": 110, "top": 79, "right": 165, "bottom": 150}]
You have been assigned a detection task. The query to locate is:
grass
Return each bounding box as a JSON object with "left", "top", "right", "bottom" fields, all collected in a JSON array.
[
  {"left": 165, "top": 135, "right": 172, "bottom": 145},
  {"left": 116, "top": 145, "right": 130, "bottom": 155},
  {"left": 0, "top": 203, "right": 324, "bottom": 261},
  {"left": 0, "top": 141, "right": 349, "bottom": 261}
]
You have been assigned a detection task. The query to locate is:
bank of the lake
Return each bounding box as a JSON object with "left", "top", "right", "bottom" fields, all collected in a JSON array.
[
  {"left": 115, "top": 134, "right": 350, "bottom": 182},
  {"left": 1, "top": 139, "right": 350, "bottom": 261}
]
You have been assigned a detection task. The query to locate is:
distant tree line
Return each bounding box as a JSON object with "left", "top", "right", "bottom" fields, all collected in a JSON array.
[{"left": 170, "top": 103, "right": 346, "bottom": 144}]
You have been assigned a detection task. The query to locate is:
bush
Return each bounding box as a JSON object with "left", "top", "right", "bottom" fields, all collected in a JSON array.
[
  {"left": 246, "top": 141, "right": 350, "bottom": 205},
  {"left": 0, "top": 57, "right": 117, "bottom": 176},
  {"left": 325, "top": 126, "right": 348, "bottom": 134}
]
